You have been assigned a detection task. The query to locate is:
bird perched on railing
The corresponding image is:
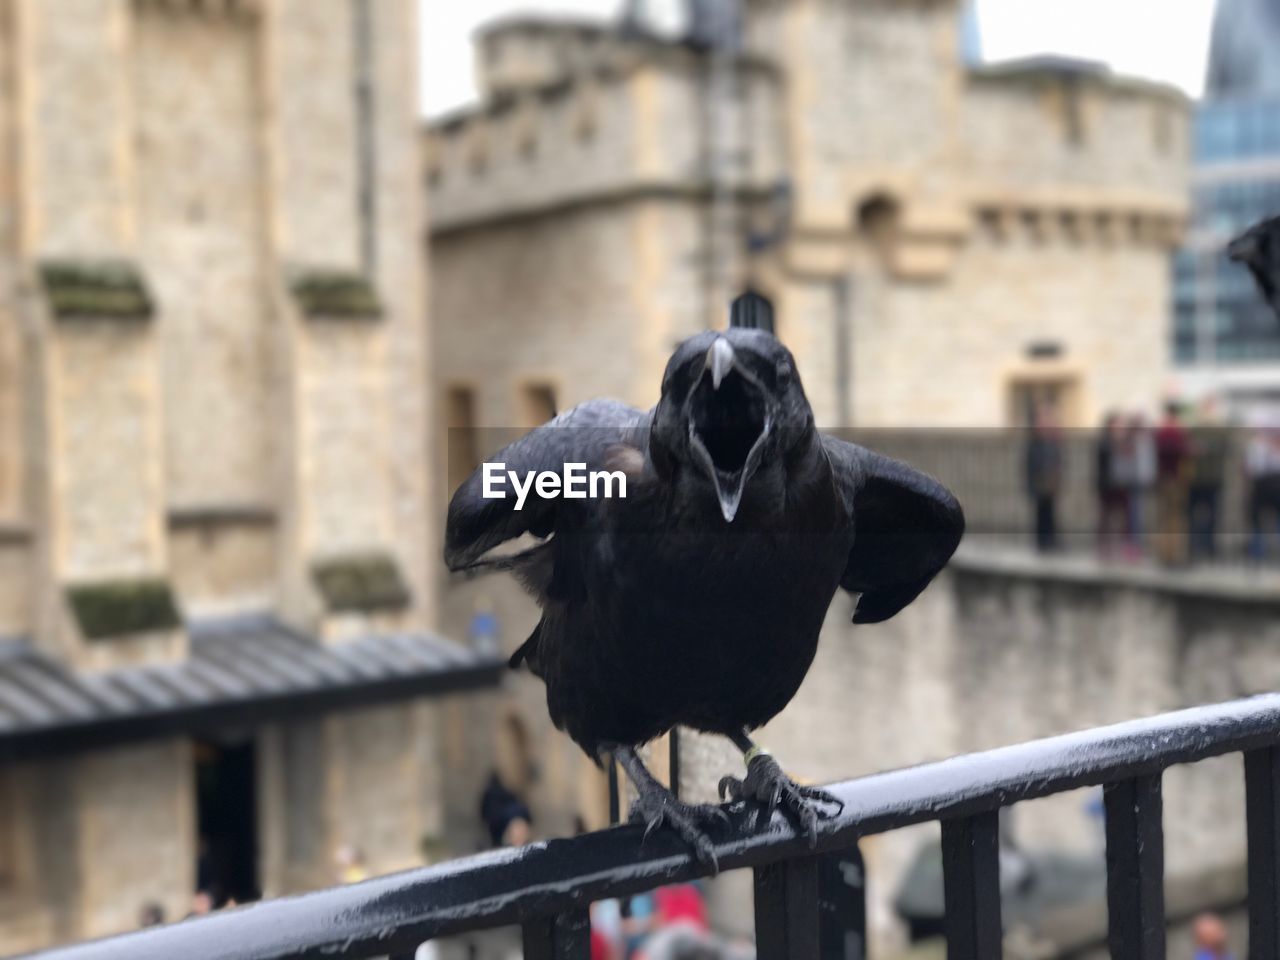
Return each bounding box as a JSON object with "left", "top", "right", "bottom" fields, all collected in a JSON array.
[
  {"left": 445, "top": 303, "right": 964, "bottom": 867},
  {"left": 1229, "top": 214, "right": 1280, "bottom": 322}
]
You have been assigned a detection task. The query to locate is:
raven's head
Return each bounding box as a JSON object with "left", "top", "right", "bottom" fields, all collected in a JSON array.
[{"left": 652, "top": 329, "right": 814, "bottom": 522}]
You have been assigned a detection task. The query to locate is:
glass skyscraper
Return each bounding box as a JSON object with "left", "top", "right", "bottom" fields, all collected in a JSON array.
[
  {"left": 1173, "top": 0, "right": 1280, "bottom": 409},
  {"left": 959, "top": 1, "right": 982, "bottom": 66}
]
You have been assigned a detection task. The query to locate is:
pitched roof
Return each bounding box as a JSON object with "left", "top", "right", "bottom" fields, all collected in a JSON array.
[{"left": 0, "top": 615, "right": 503, "bottom": 762}]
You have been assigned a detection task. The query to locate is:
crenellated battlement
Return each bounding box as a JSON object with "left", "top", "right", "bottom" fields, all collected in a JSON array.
[
  {"left": 473, "top": 15, "right": 634, "bottom": 100},
  {"left": 959, "top": 58, "right": 1190, "bottom": 219},
  {"left": 428, "top": 11, "right": 1187, "bottom": 254},
  {"left": 425, "top": 46, "right": 783, "bottom": 232}
]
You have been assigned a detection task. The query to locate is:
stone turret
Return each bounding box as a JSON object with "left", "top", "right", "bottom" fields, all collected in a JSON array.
[{"left": 475, "top": 15, "right": 634, "bottom": 99}]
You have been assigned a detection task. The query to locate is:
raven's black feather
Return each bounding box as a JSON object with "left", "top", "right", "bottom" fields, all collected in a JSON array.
[{"left": 445, "top": 329, "right": 964, "bottom": 757}]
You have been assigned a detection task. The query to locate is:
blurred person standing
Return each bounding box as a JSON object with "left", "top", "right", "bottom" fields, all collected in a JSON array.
[
  {"left": 479, "top": 771, "right": 533, "bottom": 849},
  {"left": 1121, "top": 414, "right": 1157, "bottom": 559},
  {"left": 1191, "top": 912, "right": 1234, "bottom": 960},
  {"left": 1155, "top": 401, "right": 1192, "bottom": 566},
  {"left": 1110, "top": 415, "right": 1138, "bottom": 557},
  {"left": 1025, "top": 402, "right": 1064, "bottom": 552},
  {"left": 1095, "top": 413, "right": 1128, "bottom": 557},
  {"left": 1188, "top": 397, "right": 1229, "bottom": 561},
  {"left": 1246, "top": 417, "right": 1280, "bottom": 562}
]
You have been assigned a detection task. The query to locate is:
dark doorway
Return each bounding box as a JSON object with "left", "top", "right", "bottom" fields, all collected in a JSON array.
[{"left": 194, "top": 738, "right": 259, "bottom": 905}]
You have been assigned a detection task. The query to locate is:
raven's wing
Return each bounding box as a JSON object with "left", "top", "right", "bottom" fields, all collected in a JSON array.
[
  {"left": 822, "top": 435, "right": 965, "bottom": 624},
  {"left": 444, "top": 398, "right": 650, "bottom": 571}
]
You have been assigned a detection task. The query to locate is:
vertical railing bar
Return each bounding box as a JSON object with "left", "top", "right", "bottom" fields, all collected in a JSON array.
[
  {"left": 1104, "top": 773, "right": 1165, "bottom": 960},
  {"left": 521, "top": 909, "right": 591, "bottom": 960},
  {"left": 608, "top": 752, "right": 620, "bottom": 825},
  {"left": 670, "top": 726, "right": 681, "bottom": 800},
  {"left": 1246, "top": 747, "right": 1280, "bottom": 957},
  {"left": 941, "top": 811, "right": 1003, "bottom": 960},
  {"left": 753, "top": 856, "right": 820, "bottom": 960}
]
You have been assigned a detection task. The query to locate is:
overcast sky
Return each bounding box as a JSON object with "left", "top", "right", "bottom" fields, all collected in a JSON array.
[{"left": 419, "top": 0, "right": 1217, "bottom": 117}]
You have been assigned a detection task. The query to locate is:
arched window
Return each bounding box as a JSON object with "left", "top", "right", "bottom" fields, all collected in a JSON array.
[{"left": 856, "top": 193, "right": 902, "bottom": 264}]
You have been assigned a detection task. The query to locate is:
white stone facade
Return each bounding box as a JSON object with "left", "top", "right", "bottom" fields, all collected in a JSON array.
[{"left": 0, "top": 1, "right": 441, "bottom": 951}]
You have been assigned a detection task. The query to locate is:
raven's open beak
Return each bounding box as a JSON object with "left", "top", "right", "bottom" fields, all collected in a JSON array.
[
  {"left": 688, "top": 339, "right": 772, "bottom": 522},
  {"left": 709, "top": 337, "right": 735, "bottom": 389}
]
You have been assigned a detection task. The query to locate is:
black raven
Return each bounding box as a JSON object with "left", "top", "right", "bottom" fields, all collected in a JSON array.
[
  {"left": 1229, "top": 214, "right": 1280, "bottom": 321},
  {"left": 445, "top": 326, "right": 964, "bottom": 864}
]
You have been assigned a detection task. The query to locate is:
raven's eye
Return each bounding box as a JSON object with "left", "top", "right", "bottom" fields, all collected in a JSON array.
[{"left": 776, "top": 361, "right": 793, "bottom": 386}]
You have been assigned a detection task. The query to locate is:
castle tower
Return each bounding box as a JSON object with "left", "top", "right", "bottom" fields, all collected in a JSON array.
[
  {"left": 0, "top": 3, "right": 495, "bottom": 949},
  {"left": 428, "top": 1, "right": 1189, "bottom": 432}
]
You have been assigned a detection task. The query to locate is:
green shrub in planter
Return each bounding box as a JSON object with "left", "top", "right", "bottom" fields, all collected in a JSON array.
[
  {"left": 311, "top": 553, "right": 410, "bottom": 612},
  {"left": 40, "top": 260, "right": 154, "bottom": 320},
  {"left": 66, "top": 578, "right": 181, "bottom": 640},
  {"left": 290, "top": 270, "right": 383, "bottom": 319}
]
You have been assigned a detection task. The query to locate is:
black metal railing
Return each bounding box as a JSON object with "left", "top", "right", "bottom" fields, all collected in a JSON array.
[{"left": 21, "top": 692, "right": 1280, "bottom": 960}]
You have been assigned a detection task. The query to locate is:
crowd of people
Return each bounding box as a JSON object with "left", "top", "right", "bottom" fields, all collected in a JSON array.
[{"left": 1025, "top": 397, "right": 1280, "bottom": 564}]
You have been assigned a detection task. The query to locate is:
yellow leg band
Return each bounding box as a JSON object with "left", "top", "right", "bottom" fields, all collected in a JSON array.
[{"left": 744, "top": 744, "right": 771, "bottom": 765}]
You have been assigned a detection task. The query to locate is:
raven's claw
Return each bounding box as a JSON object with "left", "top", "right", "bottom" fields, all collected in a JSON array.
[
  {"left": 718, "top": 754, "right": 843, "bottom": 846},
  {"left": 628, "top": 790, "right": 729, "bottom": 872}
]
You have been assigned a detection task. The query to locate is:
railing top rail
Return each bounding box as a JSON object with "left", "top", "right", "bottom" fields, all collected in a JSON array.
[{"left": 22, "top": 692, "right": 1280, "bottom": 960}]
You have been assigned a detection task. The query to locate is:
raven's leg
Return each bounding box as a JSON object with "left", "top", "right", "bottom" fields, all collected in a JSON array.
[
  {"left": 609, "top": 744, "right": 729, "bottom": 871},
  {"left": 717, "top": 729, "right": 844, "bottom": 847}
]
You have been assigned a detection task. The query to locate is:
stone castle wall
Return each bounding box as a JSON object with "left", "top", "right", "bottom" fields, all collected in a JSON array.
[
  {"left": 839, "top": 224, "right": 1174, "bottom": 427},
  {"left": 135, "top": 4, "right": 274, "bottom": 511},
  {"left": 433, "top": 194, "right": 733, "bottom": 427},
  {"left": 0, "top": 0, "right": 441, "bottom": 950},
  {"left": 962, "top": 68, "right": 1188, "bottom": 205}
]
